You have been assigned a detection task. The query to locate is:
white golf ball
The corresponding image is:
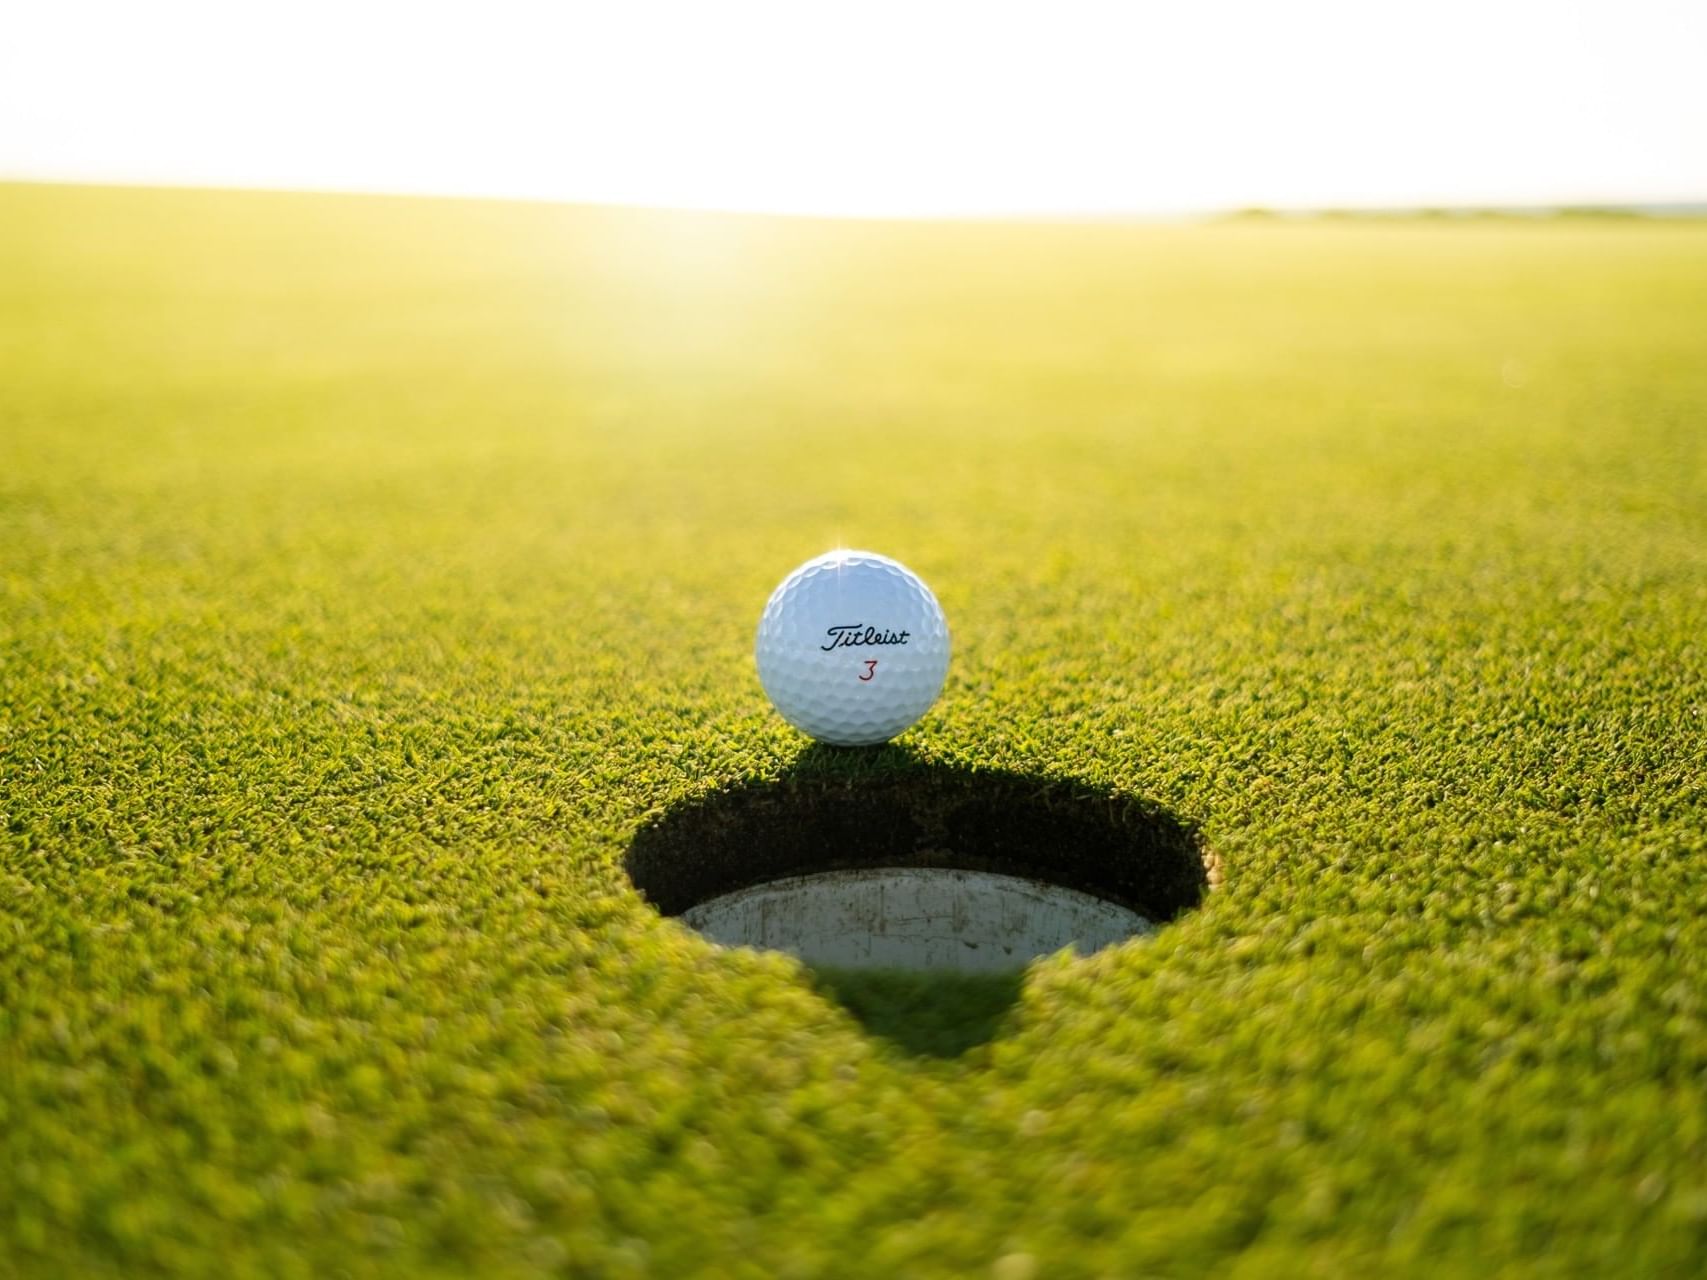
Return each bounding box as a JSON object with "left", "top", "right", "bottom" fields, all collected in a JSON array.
[{"left": 755, "top": 550, "right": 951, "bottom": 747}]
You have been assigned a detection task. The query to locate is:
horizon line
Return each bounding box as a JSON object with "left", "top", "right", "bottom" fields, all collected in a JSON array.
[{"left": 4, "top": 173, "right": 1707, "bottom": 226}]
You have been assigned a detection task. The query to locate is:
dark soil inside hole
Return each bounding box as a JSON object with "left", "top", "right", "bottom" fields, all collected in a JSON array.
[{"left": 626, "top": 753, "right": 1213, "bottom": 924}]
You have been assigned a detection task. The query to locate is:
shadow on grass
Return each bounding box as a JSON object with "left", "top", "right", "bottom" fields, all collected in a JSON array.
[
  {"left": 626, "top": 744, "right": 1214, "bottom": 1058},
  {"left": 809, "top": 966, "right": 1027, "bottom": 1059}
]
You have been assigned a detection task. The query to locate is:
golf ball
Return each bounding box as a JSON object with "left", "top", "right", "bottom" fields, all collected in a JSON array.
[{"left": 755, "top": 550, "right": 950, "bottom": 747}]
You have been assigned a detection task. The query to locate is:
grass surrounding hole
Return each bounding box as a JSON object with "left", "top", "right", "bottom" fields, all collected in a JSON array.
[{"left": 4, "top": 184, "right": 1705, "bottom": 1277}]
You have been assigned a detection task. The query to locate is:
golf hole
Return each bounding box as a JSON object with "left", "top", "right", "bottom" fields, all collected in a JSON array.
[{"left": 626, "top": 758, "right": 1214, "bottom": 975}]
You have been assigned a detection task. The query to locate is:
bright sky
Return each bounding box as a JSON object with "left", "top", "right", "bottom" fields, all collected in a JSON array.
[{"left": 2, "top": 1, "right": 1704, "bottom": 217}]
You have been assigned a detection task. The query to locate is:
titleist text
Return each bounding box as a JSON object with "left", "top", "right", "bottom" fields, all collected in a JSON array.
[{"left": 821, "top": 624, "right": 911, "bottom": 652}]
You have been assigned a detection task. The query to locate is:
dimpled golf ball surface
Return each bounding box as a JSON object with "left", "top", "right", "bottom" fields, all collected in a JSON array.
[{"left": 756, "top": 551, "right": 951, "bottom": 747}]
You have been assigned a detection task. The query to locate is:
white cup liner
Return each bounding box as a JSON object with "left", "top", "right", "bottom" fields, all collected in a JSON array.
[{"left": 681, "top": 866, "right": 1153, "bottom": 973}]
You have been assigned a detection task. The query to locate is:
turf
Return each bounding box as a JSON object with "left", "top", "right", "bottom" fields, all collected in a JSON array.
[{"left": 2, "top": 182, "right": 1705, "bottom": 1277}]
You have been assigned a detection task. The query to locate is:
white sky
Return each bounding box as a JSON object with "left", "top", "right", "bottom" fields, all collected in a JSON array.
[{"left": 2, "top": 0, "right": 1704, "bottom": 217}]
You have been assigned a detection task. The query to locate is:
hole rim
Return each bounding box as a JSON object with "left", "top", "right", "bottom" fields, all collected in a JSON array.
[{"left": 625, "top": 758, "right": 1216, "bottom": 936}]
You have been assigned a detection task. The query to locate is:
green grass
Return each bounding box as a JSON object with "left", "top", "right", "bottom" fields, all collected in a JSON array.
[{"left": 2, "top": 182, "right": 1705, "bottom": 1277}]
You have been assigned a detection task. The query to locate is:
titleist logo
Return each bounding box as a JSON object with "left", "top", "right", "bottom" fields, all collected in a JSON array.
[{"left": 820, "top": 624, "right": 911, "bottom": 652}]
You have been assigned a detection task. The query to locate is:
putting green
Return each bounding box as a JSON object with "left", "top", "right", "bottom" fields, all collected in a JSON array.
[{"left": 2, "top": 183, "right": 1704, "bottom": 1276}]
